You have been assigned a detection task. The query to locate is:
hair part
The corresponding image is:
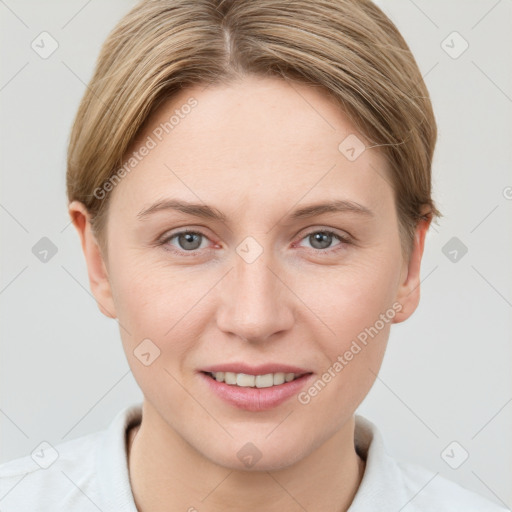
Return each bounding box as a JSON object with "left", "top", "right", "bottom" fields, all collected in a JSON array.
[{"left": 66, "top": 0, "right": 440, "bottom": 259}]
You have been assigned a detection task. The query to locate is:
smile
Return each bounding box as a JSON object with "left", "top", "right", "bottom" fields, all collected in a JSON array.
[
  {"left": 200, "top": 371, "right": 314, "bottom": 411},
  {"left": 204, "top": 371, "right": 305, "bottom": 388}
]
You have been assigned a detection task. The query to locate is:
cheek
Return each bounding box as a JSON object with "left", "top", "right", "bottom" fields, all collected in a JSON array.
[
  {"left": 298, "top": 249, "right": 402, "bottom": 400},
  {"left": 108, "top": 262, "right": 205, "bottom": 409},
  {"left": 309, "top": 252, "right": 402, "bottom": 341},
  {"left": 108, "top": 252, "right": 215, "bottom": 359}
]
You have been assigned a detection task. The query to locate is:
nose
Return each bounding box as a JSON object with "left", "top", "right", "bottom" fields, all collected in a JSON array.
[{"left": 216, "top": 249, "right": 295, "bottom": 343}]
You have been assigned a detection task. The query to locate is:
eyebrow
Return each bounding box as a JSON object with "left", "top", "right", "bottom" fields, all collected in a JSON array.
[{"left": 136, "top": 199, "right": 374, "bottom": 222}]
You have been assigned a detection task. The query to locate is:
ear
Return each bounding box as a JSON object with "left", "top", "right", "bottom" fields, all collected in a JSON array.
[
  {"left": 392, "top": 214, "right": 432, "bottom": 324},
  {"left": 68, "top": 201, "right": 117, "bottom": 319}
]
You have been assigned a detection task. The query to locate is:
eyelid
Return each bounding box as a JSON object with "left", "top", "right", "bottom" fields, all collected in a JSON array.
[{"left": 298, "top": 226, "right": 352, "bottom": 241}]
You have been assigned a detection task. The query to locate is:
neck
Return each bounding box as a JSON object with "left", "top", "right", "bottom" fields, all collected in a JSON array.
[{"left": 127, "top": 403, "right": 365, "bottom": 512}]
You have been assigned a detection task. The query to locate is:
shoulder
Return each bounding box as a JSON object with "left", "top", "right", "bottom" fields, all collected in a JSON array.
[
  {"left": 352, "top": 415, "right": 509, "bottom": 512},
  {"left": 0, "top": 402, "right": 142, "bottom": 512},
  {"left": 396, "top": 459, "right": 509, "bottom": 511},
  {"left": 0, "top": 430, "right": 102, "bottom": 512}
]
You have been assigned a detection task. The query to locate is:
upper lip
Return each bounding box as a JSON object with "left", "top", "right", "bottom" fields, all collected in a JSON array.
[{"left": 201, "top": 363, "right": 312, "bottom": 376}]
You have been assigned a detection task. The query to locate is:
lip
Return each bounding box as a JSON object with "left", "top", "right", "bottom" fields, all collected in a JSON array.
[
  {"left": 200, "top": 363, "right": 311, "bottom": 375},
  {"left": 199, "top": 370, "right": 314, "bottom": 412}
]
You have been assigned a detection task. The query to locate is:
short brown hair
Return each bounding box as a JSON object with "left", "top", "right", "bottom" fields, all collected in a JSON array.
[{"left": 66, "top": 0, "right": 440, "bottom": 256}]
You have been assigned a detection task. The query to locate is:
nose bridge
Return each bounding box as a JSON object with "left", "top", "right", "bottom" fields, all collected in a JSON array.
[{"left": 217, "top": 243, "right": 294, "bottom": 342}]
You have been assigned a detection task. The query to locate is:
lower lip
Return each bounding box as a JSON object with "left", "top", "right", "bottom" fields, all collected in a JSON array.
[{"left": 199, "top": 372, "right": 314, "bottom": 412}]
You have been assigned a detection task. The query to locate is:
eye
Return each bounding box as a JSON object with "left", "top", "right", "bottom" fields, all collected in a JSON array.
[
  {"left": 297, "top": 229, "right": 350, "bottom": 253},
  {"left": 160, "top": 230, "right": 210, "bottom": 254}
]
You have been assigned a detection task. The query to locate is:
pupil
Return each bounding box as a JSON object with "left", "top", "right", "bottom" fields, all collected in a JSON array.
[
  {"left": 180, "top": 233, "right": 201, "bottom": 250},
  {"left": 311, "top": 232, "right": 331, "bottom": 249}
]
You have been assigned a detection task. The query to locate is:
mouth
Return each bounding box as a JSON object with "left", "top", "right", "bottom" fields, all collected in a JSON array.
[
  {"left": 202, "top": 370, "right": 310, "bottom": 388},
  {"left": 198, "top": 366, "right": 315, "bottom": 412}
]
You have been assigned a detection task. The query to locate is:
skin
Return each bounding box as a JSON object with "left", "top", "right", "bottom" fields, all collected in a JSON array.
[{"left": 70, "top": 75, "right": 430, "bottom": 512}]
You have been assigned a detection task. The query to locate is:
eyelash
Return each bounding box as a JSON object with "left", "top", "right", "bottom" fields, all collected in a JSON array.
[{"left": 157, "top": 228, "right": 352, "bottom": 257}]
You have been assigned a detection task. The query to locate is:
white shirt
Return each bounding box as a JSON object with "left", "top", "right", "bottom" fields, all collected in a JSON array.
[{"left": 0, "top": 402, "right": 508, "bottom": 511}]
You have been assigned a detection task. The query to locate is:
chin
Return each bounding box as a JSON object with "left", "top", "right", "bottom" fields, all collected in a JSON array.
[{"left": 197, "top": 434, "right": 311, "bottom": 473}]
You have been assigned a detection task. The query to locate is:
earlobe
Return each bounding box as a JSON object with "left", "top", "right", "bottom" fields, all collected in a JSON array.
[
  {"left": 392, "top": 216, "right": 431, "bottom": 324},
  {"left": 68, "top": 201, "right": 117, "bottom": 319}
]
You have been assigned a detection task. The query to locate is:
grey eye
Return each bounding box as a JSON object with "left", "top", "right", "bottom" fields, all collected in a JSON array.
[
  {"left": 309, "top": 232, "right": 332, "bottom": 249},
  {"left": 307, "top": 232, "right": 337, "bottom": 250},
  {"left": 172, "top": 232, "right": 205, "bottom": 251}
]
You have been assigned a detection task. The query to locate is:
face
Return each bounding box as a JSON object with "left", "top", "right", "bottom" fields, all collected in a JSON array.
[{"left": 73, "top": 75, "right": 427, "bottom": 471}]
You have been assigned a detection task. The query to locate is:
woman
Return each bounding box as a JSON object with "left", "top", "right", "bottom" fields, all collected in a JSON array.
[{"left": 0, "top": 0, "right": 507, "bottom": 510}]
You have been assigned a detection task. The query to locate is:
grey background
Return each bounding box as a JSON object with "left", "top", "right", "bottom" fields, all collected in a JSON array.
[{"left": 1, "top": 0, "right": 511, "bottom": 507}]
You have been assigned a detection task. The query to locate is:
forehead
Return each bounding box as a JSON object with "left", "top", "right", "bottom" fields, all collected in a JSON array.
[{"left": 110, "top": 76, "right": 393, "bottom": 217}]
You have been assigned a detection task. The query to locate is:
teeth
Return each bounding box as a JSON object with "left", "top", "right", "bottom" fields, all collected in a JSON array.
[
  {"left": 237, "top": 373, "right": 255, "bottom": 387},
  {"left": 255, "top": 374, "right": 273, "bottom": 388},
  {"left": 225, "top": 372, "right": 237, "bottom": 385},
  {"left": 273, "top": 373, "right": 285, "bottom": 385},
  {"left": 209, "top": 371, "right": 301, "bottom": 387}
]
